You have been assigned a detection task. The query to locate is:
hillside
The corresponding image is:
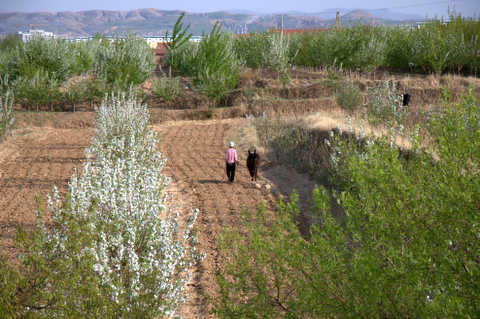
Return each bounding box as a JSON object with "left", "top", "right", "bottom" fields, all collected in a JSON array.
[
  {"left": 0, "top": 9, "right": 327, "bottom": 37},
  {"left": 0, "top": 8, "right": 422, "bottom": 37}
]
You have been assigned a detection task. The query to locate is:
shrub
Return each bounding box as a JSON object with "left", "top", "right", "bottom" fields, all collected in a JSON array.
[
  {"left": 194, "top": 23, "right": 243, "bottom": 105},
  {"left": 62, "top": 74, "right": 107, "bottom": 109},
  {"left": 216, "top": 90, "right": 480, "bottom": 318},
  {"left": 336, "top": 81, "right": 363, "bottom": 113},
  {"left": 152, "top": 76, "right": 183, "bottom": 101},
  {"left": 0, "top": 33, "right": 22, "bottom": 51},
  {"left": 0, "top": 90, "right": 14, "bottom": 137},
  {"left": 167, "top": 41, "right": 199, "bottom": 77},
  {"left": 0, "top": 92, "right": 203, "bottom": 318},
  {"left": 13, "top": 70, "right": 62, "bottom": 110},
  {"left": 70, "top": 40, "right": 100, "bottom": 76},
  {"left": 264, "top": 32, "right": 291, "bottom": 84},
  {"left": 164, "top": 12, "right": 192, "bottom": 76},
  {"left": 95, "top": 34, "right": 154, "bottom": 88},
  {"left": 7, "top": 37, "right": 73, "bottom": 83},
  {"left": 234, "top": 32, "right": 271, "bottom": 69},
  {"left": 366, "top": 80, "right": 407, "bottom": 128}
]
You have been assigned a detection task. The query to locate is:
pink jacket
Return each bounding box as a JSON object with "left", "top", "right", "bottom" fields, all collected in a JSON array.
[{"left": 226, "top": 148, "right": 238, "bottom": 164}]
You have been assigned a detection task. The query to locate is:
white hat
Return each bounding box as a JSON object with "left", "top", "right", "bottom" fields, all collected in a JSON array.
[{"left": 229, "top": 141, "right": 234, "bottom": 147}]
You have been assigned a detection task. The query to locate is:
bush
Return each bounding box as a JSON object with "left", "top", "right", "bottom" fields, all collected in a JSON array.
[
  {"left": 70, "top": 40, "right": 100, "bottom": 76},
  {"left": 265, "top": 32, "right": 291, "bottom": 84},
  {"left": 95, "top": 34, "right": 154, "bottom": 88},
  {"left": 216, "top": 90, "right": 480, "bottom": 318},
  {"left": 13, "top": 70, "right": 62, "bottom": 110},
  {"left": 194, "top": 23, "right": 243, "bottom": 105},
  {"left": 152, "top": 76, "right": 183, "bottom": 101},
  {"left": 366, "top": 80, "right": 407, "bottom": 128},
  {"left": 234, "top": 32, "right": 271, "bottom": 69},
  {"left": 336, "top": 81, "right": 363, "bottom": 113},
  {"left": 164, "top": 12, "right": 192, "bottom": 76},
  {"left": 62, "top": 74, "right": 108, "bottom": 109},
  {"left": 7, "top": 37, "right": 73, "bottom": 83},
  {"left": 0, "top": 33, "right": 22, "bottom": 51},
  {"left": 0, "top": 90, "right": 14, "bottom": 137},
  {"left": 0, "top": 92, "right": 203, "bottom": 318}
]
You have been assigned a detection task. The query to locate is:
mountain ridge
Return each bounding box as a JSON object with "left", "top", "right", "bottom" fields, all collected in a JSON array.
[{"left": 0, "top": 8, "right": 423, "bottom": 37}]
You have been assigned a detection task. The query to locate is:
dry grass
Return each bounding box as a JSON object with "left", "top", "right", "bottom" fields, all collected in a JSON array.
[{"left": 224, "top": 118, "right": 263, "bottom": 155}]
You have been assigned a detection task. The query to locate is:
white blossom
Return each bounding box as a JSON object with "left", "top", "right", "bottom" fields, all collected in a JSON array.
[{"left": 40, "top": 92, "right": 202, "bottom": 316}]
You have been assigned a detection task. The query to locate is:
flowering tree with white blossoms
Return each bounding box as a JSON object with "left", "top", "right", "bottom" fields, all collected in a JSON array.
[{"left": 1, "top": 92, "right": 202, "bottom": 318}]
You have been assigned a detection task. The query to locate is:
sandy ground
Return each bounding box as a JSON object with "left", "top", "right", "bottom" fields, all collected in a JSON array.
[{"left": 0, "top": 117, "right": 319, "bottom": 318}]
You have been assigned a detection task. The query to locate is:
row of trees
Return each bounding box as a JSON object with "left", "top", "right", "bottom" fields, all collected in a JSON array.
[
  {"left": 166, "top": 14, "right": 480, "bottom": 104},
  {"left": 1, "top": 15, "right": 478, "bottom": 109},
  {"left": 0, "top": 34, "right": 154, "bottom": 110}
]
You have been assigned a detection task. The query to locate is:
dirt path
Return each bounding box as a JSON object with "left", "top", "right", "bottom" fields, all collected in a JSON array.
[
  {"left": 0, "top": 118, "right": 318, "bottom": 318},
  {"left": 155, "top": 119, "right": 281, "bottom": 318}
]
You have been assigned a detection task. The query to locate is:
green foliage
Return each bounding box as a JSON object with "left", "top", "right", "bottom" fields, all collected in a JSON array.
[
  {"left": 151, "top": 76, "right": 183, "bottom": 101},
  {"left": 336, "top": 81, "right": 363, "bottom": 113},
  {"left": 70, "top": 40, "right": 100, "bottom": 76},
  {"left": 366, "top": 80, "right": 407, "bottom": 128},
  {"left": 165, "top": 12, "right": 192, "bottom": 76},
  {"left": 216, "top": 91, "right": 480, "bottom": 318},
  {"left": 166, "top": 41, "right": 199, "bottom": 76},
  {"left": 0, "top": 92, "right": 202, "bottom": 318},
  {"left": 291, "top": 26, "right": 387, "bottom": 71},
  {"left": 386, "top": 15, "right": 480, "bottom": 74},
  {"left": 0, "top": 33, "right": 22, "bottom": 51},
  {"left": 194, "top": 23, "right": 243, "bottom": 105},
  {"left": 7, "top": 37, "right": 73, "bottom": 83},
  {"left": 62, "top": 75, "right": 107, "bottom": 108},
  {"left": 266, "top": 32, "right": 292, "bottom": 84},
  {"left": 290, "top": 16, "right": 480, "bottom": 75},
  {"left": 13, "top": 70, "right": 62, "bottom": 110},
  {"left": 234, "top": 32, "right": 271, "bottom": 69},
  {"left": 0, "top": 90, "right": 14, "bottom": 137},
  {"left": 168, "top": 22, "right": 243, "bottom": 105},
  {"left": 95, "top": 34, "right": 154, "bottom": 88}
]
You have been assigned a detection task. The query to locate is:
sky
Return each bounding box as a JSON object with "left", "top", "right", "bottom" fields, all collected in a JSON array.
[{"left": 0, "top": 0, "right": 479, "bottom": 18}]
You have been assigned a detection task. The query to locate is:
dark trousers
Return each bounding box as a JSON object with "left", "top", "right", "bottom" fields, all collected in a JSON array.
[{"left": 226, "top": 162, "right": 236, "bottom": 182}]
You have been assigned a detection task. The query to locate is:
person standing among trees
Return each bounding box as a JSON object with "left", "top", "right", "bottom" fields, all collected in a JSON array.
[{"left": 225, "top": 141, "right": 239, "bottom": 182}]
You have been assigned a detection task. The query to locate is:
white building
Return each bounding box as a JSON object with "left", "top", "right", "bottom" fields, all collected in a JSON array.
[{"left": 17, "top": 29, "right": 56, "bottom": 42}]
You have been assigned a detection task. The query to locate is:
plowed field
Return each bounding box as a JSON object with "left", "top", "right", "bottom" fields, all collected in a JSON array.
[{"left": 0, "top": 117, "right": 317, "bottom": 318}]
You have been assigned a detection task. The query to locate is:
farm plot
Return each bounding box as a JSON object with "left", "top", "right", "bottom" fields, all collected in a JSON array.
[
  {"left": 155, "top": 119, "right": 279, "bottom": 318},
  {"left": 0, "top": 127, "right": 92, "bottom": 261},
  {"left": 0, "top": 115, "right": 318, "bottom": 317}
]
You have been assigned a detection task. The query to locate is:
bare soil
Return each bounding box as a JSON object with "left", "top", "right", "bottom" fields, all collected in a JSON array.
[
  {"left": 0, "top": 114, "right": 319, "bottom": 318},
  {"left": 0, "top": 126, "right": 93, "bottom": 261},
  {"left": 3, "top": 69, "right": 479, "bottom": 317}
]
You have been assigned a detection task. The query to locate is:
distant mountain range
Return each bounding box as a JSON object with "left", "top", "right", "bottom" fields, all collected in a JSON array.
[{"left": 0, "top": 8, "right": 424, "bottom": 38}]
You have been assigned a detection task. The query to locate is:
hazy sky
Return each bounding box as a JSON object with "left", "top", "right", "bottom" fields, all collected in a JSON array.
[{"left": 0, "top": 0, "right": 479, "bottom": 17}]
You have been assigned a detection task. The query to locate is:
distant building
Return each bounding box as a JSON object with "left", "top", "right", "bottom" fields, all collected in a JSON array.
[
  {"left": 144, "top": 36, "right": 172, "bottom": 48},
  {"left": 144, "top": 35, "right": 203, "bottom": 48},
  {"left": 17, "top": 29, "right": 56, "bottom": 42}
]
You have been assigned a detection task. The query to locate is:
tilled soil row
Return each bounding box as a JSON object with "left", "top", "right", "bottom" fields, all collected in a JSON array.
[
  {"left": 155, "top": 119, "right": 278, "bottom": 318},
  {"left": 0, "top": 128, "right": 93, "bottom": 261},
  {"left": 0, "top": 120, "right": 279, "bottom": 318}
]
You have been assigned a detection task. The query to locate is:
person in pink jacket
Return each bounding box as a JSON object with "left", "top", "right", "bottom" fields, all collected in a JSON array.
[{"left": 225, "top": 141, "right": 239, "bottom": 182}]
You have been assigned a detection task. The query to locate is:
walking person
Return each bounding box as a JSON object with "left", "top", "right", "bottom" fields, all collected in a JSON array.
[{"left": 225, "top": 141, "right": 238, "bottom": 182}]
